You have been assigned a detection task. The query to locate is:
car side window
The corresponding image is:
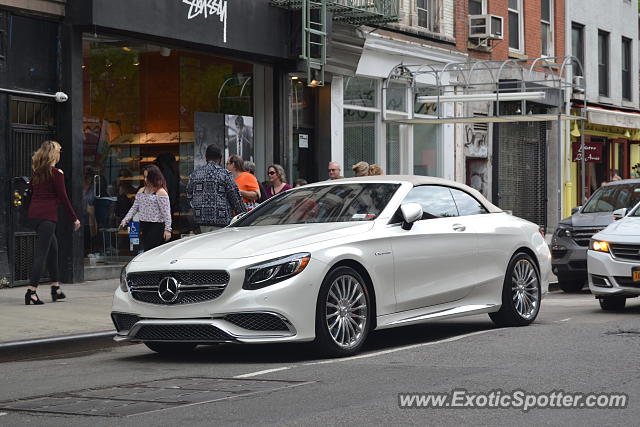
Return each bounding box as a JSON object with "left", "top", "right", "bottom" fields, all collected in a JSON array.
[
  {"left": 450, "top": 188, "right": 488, "bottom": 216},
  {"left": 401, "top": 185, "right": 458, "bottom": 220}
]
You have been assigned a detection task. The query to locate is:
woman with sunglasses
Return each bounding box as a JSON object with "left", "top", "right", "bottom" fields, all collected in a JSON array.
[
  {"left": 265, "top": 164, "right": 292, "bottom": 199},
  {"left": 120, "top": 165, "right": 172, "bottom": 251}
]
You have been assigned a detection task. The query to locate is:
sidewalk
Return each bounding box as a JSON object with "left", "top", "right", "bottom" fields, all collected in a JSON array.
[{"left": 0, "top": 279, "right": 117, "bottom": 345}]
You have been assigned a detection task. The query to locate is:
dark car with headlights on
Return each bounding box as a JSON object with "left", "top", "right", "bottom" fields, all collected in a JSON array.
[{"left": 551, "top": 179, "right": 640, "bottom": 292}]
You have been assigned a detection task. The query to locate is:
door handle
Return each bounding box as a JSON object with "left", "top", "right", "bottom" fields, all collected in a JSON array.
[{"left": 452, "top": 223, "right": 466, "bottom": 232}]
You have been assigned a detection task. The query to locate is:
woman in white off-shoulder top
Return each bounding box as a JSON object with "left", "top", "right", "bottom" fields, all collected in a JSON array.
[{"left": 120, "top": 165, "right": 172, "bottom": 251}]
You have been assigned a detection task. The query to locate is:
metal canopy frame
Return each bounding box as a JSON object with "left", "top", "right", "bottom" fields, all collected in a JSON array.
[{"left": 382, "top": 55, "right": 589, "bottom": 205}]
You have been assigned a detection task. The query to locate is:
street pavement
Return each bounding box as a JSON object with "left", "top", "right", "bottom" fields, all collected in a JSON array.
[{"left": 0, "top": 289, "right": 638, "bottom": 426}]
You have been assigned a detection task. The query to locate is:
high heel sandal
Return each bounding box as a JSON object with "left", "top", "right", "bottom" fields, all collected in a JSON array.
[
  {"left": 25, "top": 289, "right": 44, "bottom": 305},
  {"left": 51, "top": 285, "right": 66, "bottom": 302}
]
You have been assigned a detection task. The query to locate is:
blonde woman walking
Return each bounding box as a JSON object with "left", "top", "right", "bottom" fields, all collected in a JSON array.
[{"left": 26, "top": 140, "right": 80, "bottom": 305}]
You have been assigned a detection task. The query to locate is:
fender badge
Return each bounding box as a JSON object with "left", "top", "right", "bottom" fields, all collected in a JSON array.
[{"left": 170, "top": 259, "right": 178, "bottom": 264}]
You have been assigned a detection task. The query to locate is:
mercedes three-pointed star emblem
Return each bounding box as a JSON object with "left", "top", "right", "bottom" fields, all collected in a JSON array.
[{"left": 158, "top": 276, "right": 180, "bottom": 303}]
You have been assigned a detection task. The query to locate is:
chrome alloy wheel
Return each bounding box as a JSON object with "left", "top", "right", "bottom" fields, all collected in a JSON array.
[
  {"left": 511, "top": 258, "right": 540, "bottom": 320},
  {"left": 325, "top": 274, "right": 368, "bottom": 348}
]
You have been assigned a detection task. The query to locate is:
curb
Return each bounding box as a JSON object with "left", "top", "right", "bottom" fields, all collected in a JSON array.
[{"left": 0, "top": 331, "right": 125, "bottom": 362}]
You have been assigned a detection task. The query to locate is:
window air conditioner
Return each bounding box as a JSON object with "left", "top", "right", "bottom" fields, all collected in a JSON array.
[{"left": 469, "top": 15, "right": 503, "bottom": 40}]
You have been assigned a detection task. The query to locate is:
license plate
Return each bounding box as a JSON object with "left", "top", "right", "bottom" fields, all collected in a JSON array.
[{"left": 633, "top": 267, "right": 640, "bottom": 282}]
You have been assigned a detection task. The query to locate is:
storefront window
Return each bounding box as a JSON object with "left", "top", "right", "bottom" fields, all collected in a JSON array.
[
  {"left": 386, "top": 124, "right": 400, "bottom": 174},
  {"left": 82, "top": 36, "right": 253, "bottom": 262},
  {"left": 386, "top": 81, "right": 407, "bottom": 113},
  {"left": 344, "top": 76, "right": 377, "bottom": 108},
  {"left": 414, "top": 124, "right": 441, "bottom": 176},
  {"left": 344, "top": 110, "right": 376, "bottom": 176}
]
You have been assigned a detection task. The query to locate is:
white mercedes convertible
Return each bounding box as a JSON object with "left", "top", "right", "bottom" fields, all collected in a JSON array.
[{"left": 112, "top": 176, "right": 551, "bottom": 356}]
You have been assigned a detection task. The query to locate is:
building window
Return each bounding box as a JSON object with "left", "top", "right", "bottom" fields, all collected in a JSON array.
[
  {"left": 508, "top": 0, "right": 523, "bottom": 52},
  {"left": 571, "top": 23, "right": 584, "bottom": 76},
  {"left": 622, "top": 37, "right": 632, "bottom": 101},
  {"left": 540, "top": 0, "right": 553, "bottom": 56},
  {"left": 417, "top": 0, "right": 440, "bottom": 33},
  {"left": 468, "top": 0, "right": 486, "bottom": 15},
  {"left": 598, "top": 30, "right": 609, "bottom": 96}
]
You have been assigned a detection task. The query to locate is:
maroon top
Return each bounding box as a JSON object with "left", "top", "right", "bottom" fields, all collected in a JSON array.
[
  {"left": 265, "top": 183, "right": 292, "bottom": 199},
  {"left": 28, "top": 167, "right": 78, "bottom": 223}
]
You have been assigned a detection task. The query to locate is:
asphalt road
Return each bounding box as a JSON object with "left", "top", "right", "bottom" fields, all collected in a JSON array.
[{"left": 1, "top": 290, "right": 638, "bottom": 426}]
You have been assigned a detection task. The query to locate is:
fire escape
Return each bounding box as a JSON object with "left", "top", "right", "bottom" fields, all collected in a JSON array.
[{"left": 271, "top": 0, "right": 399, "bottom": 86}]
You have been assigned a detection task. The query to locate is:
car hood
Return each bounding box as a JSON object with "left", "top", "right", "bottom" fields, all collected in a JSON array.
[
  {"left": 568, "top": 212, "right": 614, "bottom": 228},
  {"left": 596, "top": 217, "right": 640, "bottom": 238},
  {"left": 132, "top": 222, "right": 374, "bottom": 262}
]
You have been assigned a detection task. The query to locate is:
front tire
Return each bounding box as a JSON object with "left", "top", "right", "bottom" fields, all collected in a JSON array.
[
  {"left": 489, "top": 252, "right": 541, "bottom": 327},
  {"left": 314, "top": 266, "right": 371, "bottom": 357},
  {"left": 599, "top": 296, "right": 626, "bottom": 311},
  {"left": 144, "top": 342, "right": 197, "bottom": 354}
]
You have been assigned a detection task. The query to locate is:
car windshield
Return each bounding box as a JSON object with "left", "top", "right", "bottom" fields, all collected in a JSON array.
[
  {"left": 631, "top": 202, "right": 640, "bottom": 217},
  {"left": 234, "top": 183, "right": 400, "bottom": 226},
  {"left": 581, "top": 183, "right": 640, "bottom": 213}
]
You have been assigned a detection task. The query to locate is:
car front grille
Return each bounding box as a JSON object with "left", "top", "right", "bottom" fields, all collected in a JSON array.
[
  {"left": 572, "top": 227, "right": 606, "bottom": 247},
  {"left": 111, "top": 313, "right": 140, "bottom": 332},
  {"left": 224, "top": 313, "right": 290, "bottom": 331},
  {"left": 610, "top": 244, "right": 640, "bottom": 262},
  {"left": 133, "top": 324, "right": 235, "bottom": 342},
  {"left": 127, "top": 271, "right": 229, "bottom": 305},
  {"left": 614, "top": 276, "right": 640, "bottom": 288}
]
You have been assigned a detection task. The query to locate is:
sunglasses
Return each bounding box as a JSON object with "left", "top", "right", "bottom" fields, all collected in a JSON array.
[
  {"left": 268, "top": 171, "right": 276, "bottom": 175},
  {"left": 328, "top": 168, "right": 338, "bottom": 172}
]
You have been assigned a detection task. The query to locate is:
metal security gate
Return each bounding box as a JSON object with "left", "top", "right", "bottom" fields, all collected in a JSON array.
[
  {"left": 8, "top": 97, "right": 56, "bottom": 286},
  {"left": 496, "top": 121, "right": 547, "bottom": 229}
]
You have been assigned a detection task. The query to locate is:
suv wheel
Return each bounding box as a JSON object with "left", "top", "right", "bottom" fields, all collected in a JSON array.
[
  {"left": 599, "top": 296, "right": 626, "bottom": 311},
  {"left": 557, "top": 278, "right": 584, "bottom": 293}
]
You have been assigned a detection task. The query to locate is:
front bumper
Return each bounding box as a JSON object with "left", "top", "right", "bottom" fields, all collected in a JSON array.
[
  {"left": 587, "top": 250, "right": 640, "bottom": 297},
  {"left": 111, "top": 257, "right": 328, "bottom": 344},
  {"left": 551, "top": 236, "right": 588, "bottom": 280}
]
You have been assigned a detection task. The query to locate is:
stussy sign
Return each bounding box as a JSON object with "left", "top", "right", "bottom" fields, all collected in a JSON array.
[{"left": 180, "top": 0, "right": 228, "bottom": 43}]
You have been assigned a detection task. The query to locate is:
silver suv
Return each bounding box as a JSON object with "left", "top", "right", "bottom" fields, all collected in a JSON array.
[{"left": 551, "top": 179, "right": 640, "bottom": 292}]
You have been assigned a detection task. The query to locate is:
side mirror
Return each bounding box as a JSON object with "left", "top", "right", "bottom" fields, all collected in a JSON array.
[
  {"left": 612, "top": 208, "right": 627, "bottom": 221},
  {"left": 400, "top": 203, "right": 423, "bottom": 230},
  {"left": 571, "top": 206, "right": 582, "bottom": 215},
  {"left": 229, "top": 211, "right": 249, "bottom": 225}
]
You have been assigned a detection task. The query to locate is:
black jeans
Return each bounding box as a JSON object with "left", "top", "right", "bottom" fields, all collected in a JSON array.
[
  {"left": 30, "top": 220, "right": 59, "bottom": 287},
  {"left": 140, "top": 221, "right": 165, "bottom": 251}
]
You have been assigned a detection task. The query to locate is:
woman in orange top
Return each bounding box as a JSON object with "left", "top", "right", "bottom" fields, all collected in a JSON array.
[{"left": 227, "top": 155, "right": 260, "bottom": 210}]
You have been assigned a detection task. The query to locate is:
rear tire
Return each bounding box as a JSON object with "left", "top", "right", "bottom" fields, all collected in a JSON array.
[
  {"left": 489, "top": 252, "right": 541, "bottom": 327},
  {"left": 144, "top": 342, "right": 197, "bottom": 354},
  {"left": 314, "top": 266, "right": 371, "bottom": 357},
  {"left": 599, "top": 296, "right": 626, "bottom": 311},
  {"left": 558, "top": 278, "right": 584, "bottom": 293}
]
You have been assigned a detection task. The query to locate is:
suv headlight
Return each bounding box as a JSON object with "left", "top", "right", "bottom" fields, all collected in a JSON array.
[
  {"left": 119, "top": 265, "right": 129, "bottom": 292},
  {"left": 243, "top": 253, "right": 311, "bottom": 290},
  {"left": 556, "top": 226, "right": 573, "bottom": 238},
  {"left": 590, "top": 240, "right": 610, "bottom": 253}
]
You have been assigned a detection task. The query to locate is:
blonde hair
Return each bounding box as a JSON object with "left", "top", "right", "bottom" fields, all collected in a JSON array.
[
  {"left": 352, "top": 161, "right": 370, "bottom": 177},
  {"left": 368, "top": 164, "right": 383, "bottom": 176},
  {"left": 31, "top": 140, "right": 61, "bottom": 184}
]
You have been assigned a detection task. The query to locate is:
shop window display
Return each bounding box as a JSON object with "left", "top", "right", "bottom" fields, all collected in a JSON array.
[{"left": 82, "top": 36, "right": 253, "bottom": 262}]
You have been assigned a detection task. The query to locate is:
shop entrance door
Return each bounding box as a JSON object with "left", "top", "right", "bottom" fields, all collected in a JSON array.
[{"left": 8, "top": 97, "right": 56, "bottom": 286}]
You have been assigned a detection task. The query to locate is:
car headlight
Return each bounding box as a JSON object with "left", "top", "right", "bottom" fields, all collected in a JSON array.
[
  {"left": 556, "top": 226, "right": 573, "bottom": 238},
  {"left": 590, "top": 240, "right": 610, "bottom": 252},
  {"left": 243, "top": 253, "right": 311, "bottom": 290},
  {"left": 120, "top": 265, "right": 129, "bottom": 292}
]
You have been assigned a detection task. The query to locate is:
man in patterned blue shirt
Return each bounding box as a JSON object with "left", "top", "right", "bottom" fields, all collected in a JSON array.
[{"left": 187, "top": 145, "right": 247, "bottom": 233}]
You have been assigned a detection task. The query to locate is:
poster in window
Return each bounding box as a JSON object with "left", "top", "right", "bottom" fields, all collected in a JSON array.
[
  {"left": 225, "top": 115, "right": 254, "bottom": 162},
  {"left": 194, "top": 112, "right": 226, "bottom": 169}
]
